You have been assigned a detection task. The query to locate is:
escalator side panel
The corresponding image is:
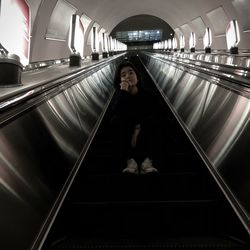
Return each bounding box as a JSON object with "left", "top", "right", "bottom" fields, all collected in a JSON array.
[
  {"left": 141, "top": 53, "right": 250, "bottom": 235},
  {"left": 0, "top": 60, "right": 120, "bottom": 250}
]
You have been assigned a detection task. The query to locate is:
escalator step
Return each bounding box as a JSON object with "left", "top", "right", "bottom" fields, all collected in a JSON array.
[{"left": 49, "top": 236, "right": 248, "bottom": 249}]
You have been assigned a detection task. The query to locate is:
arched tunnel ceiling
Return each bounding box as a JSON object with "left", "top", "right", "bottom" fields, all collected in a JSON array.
[
  {"left": 110, "top": 15, "right": 174, "bottom": 41},
  {"left": 67, "top": 0, "right": 236, "bottom": 34},
  {"left": 27, "top": 0, "right": 250, "bottom": 61}
]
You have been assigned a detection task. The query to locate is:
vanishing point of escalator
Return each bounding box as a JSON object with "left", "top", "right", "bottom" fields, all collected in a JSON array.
[{"left": 42, "top": 55, "right": 249, "bottom": 249}]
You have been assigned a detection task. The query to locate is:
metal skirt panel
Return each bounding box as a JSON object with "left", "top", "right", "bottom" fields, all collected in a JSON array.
[
  {"left": 0, "top": 60, "right": 119, "bottom": 249},
  {"left": 141, "top": 54, "right": 250, "bottom": 234}
]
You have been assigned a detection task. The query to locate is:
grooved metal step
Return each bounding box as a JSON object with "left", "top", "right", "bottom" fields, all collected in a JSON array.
[{"left": 49, "top": 236, "right": 248, "bottom": 249}]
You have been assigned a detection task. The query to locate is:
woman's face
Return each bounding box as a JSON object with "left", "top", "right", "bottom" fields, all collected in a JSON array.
[{"left": 120, "top": 66, "right": 138, "bottom": 87}]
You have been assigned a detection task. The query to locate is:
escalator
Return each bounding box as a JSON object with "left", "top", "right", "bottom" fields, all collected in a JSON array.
[{"left": 42, "top": 55, "right": 249, "bottom": 249}]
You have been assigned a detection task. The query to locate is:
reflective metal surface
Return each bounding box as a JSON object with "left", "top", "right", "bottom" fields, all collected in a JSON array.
[
  {"left": 153, "top": 52, "right": 250, "bottom": 87},
  {"left": 0, "top": 59, "right": 120, "bottom": 249},
  {"left": 141, "top": 52, "right": 250, "bottom": 234},
  {"left": 159, "top": 52, "right": 250, "bottom": 68}
]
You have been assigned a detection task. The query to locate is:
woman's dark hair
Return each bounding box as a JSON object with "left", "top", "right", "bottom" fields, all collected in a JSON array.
[{"left": 113, "top": 61, "right": 142, "bottom": 90}]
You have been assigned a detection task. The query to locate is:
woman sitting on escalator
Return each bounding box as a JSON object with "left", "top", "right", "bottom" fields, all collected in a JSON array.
[{"left": 110, "top": 60, "right": 162, "bottom": 174}]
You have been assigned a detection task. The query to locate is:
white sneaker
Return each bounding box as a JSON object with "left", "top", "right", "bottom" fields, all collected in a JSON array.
[
  {"left": 140, "top": 158, "right": 158, "bottom": 174},
  {"left": 122, "top": 158, "right": 139, "bottom": 174}
]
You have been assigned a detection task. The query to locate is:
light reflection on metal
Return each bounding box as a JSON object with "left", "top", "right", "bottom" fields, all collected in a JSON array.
[
  {"left": 222, "top": 73, "right": 234, "bottom": 78},
  {"left": 0, "top": 177, "right": 23, "bottom": 200},
  {"left": 0, "top": 150, "right": 32, "bottom": 191},
  {"left": 186, "top": 80, "right": 211, "bottom": 131},
  {"left": 39, "top": 63, "right": 46, "bottom": 67},
  {"left": 203, "top": 84, "right": 218, "bottom": 113},
  {"left": 214, "top": 55, "right": 219, "bottom": 63},
  {"left": 37, "top": 97, "right": 80, "bottom": 159},
  {"left": 143, "top": 53, "right": 250, "bottom": 228},
  {"left": 0, "top": 90, "right": 34, "bottom": 110},
  {"left": 211, "top": 65, "right": 220, "bottom": 70},
  {"left": 49, "top": 97, "right": 79, "bottom": 129},
  {"left": 205, "top": 54, "right": 212, "bottom": 61},
  {"left": 0, "top": 58, "right": 119, "bottom": 249},
  {"left": 207, "top": 96, "right": 250, "bottom": 167},
  {"left": 226, "top": 56, "right": 234, "bottom": 65},
  {"left": 173, "top": 74, "right": 196, "bottom": 110},
  {"left": 0, "top": 132, "right": 44, "bottom": 205},
  {"left": 0, "top": 149, "right": 28, "bottom": 202},
  {"left": 235, "top": 69, "right": 247, "bottom": 77},
  {"left": 84, "top": 78, "right": 104, "bottom": 108},
  {"left": 55, "top": 60, "right": 61, "bottom": 64},
  {"left": 75, "top": 84, "right": 98, "bottom": 118}
]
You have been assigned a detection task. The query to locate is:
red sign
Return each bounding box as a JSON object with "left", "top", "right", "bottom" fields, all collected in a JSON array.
[{"left": 0, "top": 0, "right": 30, "bottom": 66}]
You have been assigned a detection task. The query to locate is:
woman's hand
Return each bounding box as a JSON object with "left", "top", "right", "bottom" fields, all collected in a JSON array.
[
  {"left": 120, "top": 80, "right": 130, "bottom": 91},
  {"left": 131, "top": 125, "right": 141, "bottom": 148}
]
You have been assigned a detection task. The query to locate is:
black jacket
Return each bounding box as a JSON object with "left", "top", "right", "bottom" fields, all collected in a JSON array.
[{"left": 111, "top": 87, "right": 161, "bottom": 130}]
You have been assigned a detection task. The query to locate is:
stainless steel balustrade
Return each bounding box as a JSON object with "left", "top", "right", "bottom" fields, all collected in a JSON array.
[
  {"left": 0, "top": 56, "right": 123, "bottom": 250},
  {"left": 140, "top": 52, "right": 250, "bottom": 236},
  {"left": 153, "top": 52, "right": 250, "bottom": 87}
]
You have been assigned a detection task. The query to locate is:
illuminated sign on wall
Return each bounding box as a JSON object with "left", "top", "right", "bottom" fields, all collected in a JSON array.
[
  {"left": 116, "top": 29, "right": 162, "bottom": 42},
  {"left": 0, "top": 0, "right": 30, "bottom": 66}
]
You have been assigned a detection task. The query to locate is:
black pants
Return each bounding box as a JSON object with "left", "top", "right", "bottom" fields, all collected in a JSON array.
[{"left": 110, "top": 115, "right": 160, "bottom": 168}]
